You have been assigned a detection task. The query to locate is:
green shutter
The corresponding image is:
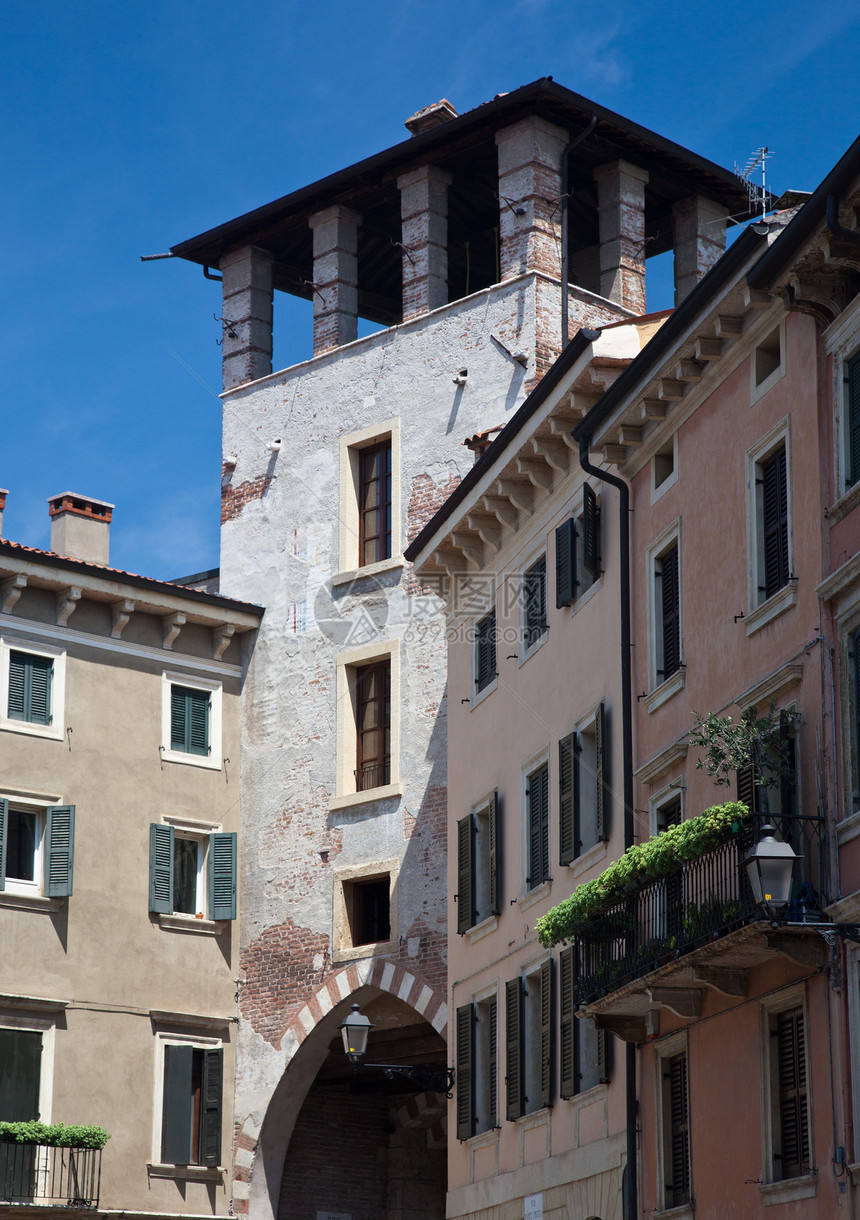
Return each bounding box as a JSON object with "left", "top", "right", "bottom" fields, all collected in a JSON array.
[
  {"left": 595, "top": 703, "right": 609, "bottom": 841},
  {"left": 559, "top": 946, "right": 575, "bottom": 1098},
  {"left": 505, "top": 978, "right": 524, "bottom": 1121},
  {"left": 527, "top": 765, "right": 550, "bottom": 887},
  {"left": 667, "top": 1052, "right": 691, "bottom": 1206},
  {"left": 582, "top": 484, "right": 601, "bottom": 579},
  {"left": 737, "top": 763, "right": 756, "bottom": 812},
  {"left": 0, "top": 798, "right": 7, "bottom": 892},
  {"left": 848, "top": 353, "right": 860, "bottom": 487},
  {"left": 45, "top": 805, "right": 75, "bottom": 897},
  {"left": 555, "top": 519, "right": 576, "bottom": 607},
  {"left": 150, "top": 824, "right": 174, "bottom": 914},
  {"left": 200, "top": 1048, "right": 223, "bottom": 1168},
  {"left": 539, "top": 960, "right": 553, "bottom": 1109},
  {"left": 559, "top": 733, "right": 576, "bottom": 866},
  {"left": 456, "top": 1004, "right": 474, "bottom": 1140},
  {"left": 209, "top": 833, "right": 237, "bottom": 920},
  {"left": 171, "top": 686, "right": 211, "bottom": 755},
  {"left": 457, "top": 815, "right": 474, "bottom": 934},
  {"left": 487, "top": 997, "right": 498, "bottom": 1128},
  {"left": 161, "top": 1044, "right": 193, "bottom": 1164},
  {"left": 488, "top": 791, "right": 501, "bottom": 916},
  {"left": 777, "top": 1008, "right": 809, "bottom": 1178},
  {"left": 8, "top": 652, "right": 52, "bottom": 725}
]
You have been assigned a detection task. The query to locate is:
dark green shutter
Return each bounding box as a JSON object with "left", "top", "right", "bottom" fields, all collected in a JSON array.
[
  {"left": 45, "top": 805, "right": 75, "bottom": 897},
  {"left": 854, "top": 630, "right": 860, "bottom": 802},
  {"left": 456, "top": 1004, "right": 474, "bottom": 1140},
  {"left": 171, "top": 686, "right": 211, "bottom": 755},
  {"left": 555, "top": 519, "right": 576, "bottom": 606},
  {"left": 161, "top": 1044, "right": 193, "bottom": 1164},
  {"left": 200, "top": 1048, "right": 223, "bottom": 1167},
  {"left": 0, "top": 1029, "right": 42, "bottom": 1120},
  {"left": 848, "top": 353, "right": 860, "bottom": 487},
  {"left": 582, "top": 484, "right": 600, "bottom": 579},
  {"left": 777, "top": 1008, "right": 809, "bottom": 1178},
  {"left": 457, "top": 815, "right": 474, "bottom": 934},
  {"left": 505, "top": 978, "right": 524, "bottom": 1121},
  {"left": 0, "top": 798, "right": 7, "bottom": 892},
  {"left": 488, "top": 791, "right": 500, "bottom": 916},
  {"left": 659, "top": 547, "right": 680, "bottom": 679},
  {"left": 487, "top": 997, "right": 498, "bottom": 1128},
  {"left": 595, "top": 703, "right": 609, "bottom": 841},
  {"left": 559, "top": 947, "right": 575, "bottom": 1097},
  {"left": 597, "top": 1027, "right": 611, "bottom": 1084},
  {"left": 539, "top": 960, "right": 553, "bottom": 1109},
  {"left": 761, "top": 447, "right": 789, "bottom": 599},
  {"left": 527, "top": 765, "right": 549, "bottom": 887},
  {"left": 150, "top": 824, "right": 174, "bottom": 913},
  {"left": 209, "top": 833, "right": 237, "bottom": 920},
  {"left": 559, "top": 733, "right": 576, "bottom": 865},
  {"left": 8, "top": 652, "right": 52, "bottom": 725},
  {"left": 737, "top": 763, "right": 756, "bottom": 813},
  {"left": 667, "top": 1052, "right": 690, "bottom": 1206}
]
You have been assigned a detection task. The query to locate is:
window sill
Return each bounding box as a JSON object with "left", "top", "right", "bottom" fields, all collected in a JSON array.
[
  {"left": 157, "top": 914, "right": 227, "bottom": 936},
  {"left": 332, "top": 937, "right": 397, "bottom": 964},
  {"left": 331, "top": 556, "right": 404, "bottom": 587},
  {"left": 329, "top": 782, "right": 403, "bottom": 812},
  {"left": 569, "top": 839, "right": 608, "bottom": 880},
  {"left": 464, "top": 915, "right": 498, "bottom": 944},
  {"left": 744, "top": 582, "right": 798, "bottom": 636},
  {"left": 147, "top": 1163, "right": 224, "bottom": 1182},
  {"left": 654, "top": 1205, "right": 694, "bottom": 1220},
  {"left": 837, "top": 809, "right": 860, "bottom": 846},
  {"left": 645, "top": 667, "right": 686, "bottom": 714},
  {"left": 470, "top": 677, "right": 498, "bottom": 710},
  {"left": 568, "top": 576, "right": 602, "bottom": 615},
  {"left": 518, "top": 631, "right": 548, "bottom": 666},
  {"left": 758, "top": 1174, "right": 816, "bottom": 1205},
  {"left": 828, "top": 479, "right": 860, "bottom": 525},
  {"left": 519, "top": 880, "right": 551, "bottom": 912},
  {"left": 0, "top": 891, "right": 62, "bottom": 913},
  {"left": 160, "top": 749, "right": 222, "bottom": 771},
  {"left": 0, "top": 719, "right": 64, "bottom": 742}
]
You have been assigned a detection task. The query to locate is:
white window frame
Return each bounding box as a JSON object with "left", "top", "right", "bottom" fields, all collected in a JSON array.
[
  {"left": 520, "top": 953, "right": 551, "bottom": 1119},
  {"left": 470, "top": 605, "right": 498, "bottom": 709},
  {"left": 468, "top": 791, "right": 498, "bottom": 936},
  {"left": 332, "top": 858, "right": 399, "bottom": 963},
  {"left": 649, "top": 782, "right": 685, "bottom": 838},
  {"left": 758, "top": 983, "right": 814, "bottom": 1195},
  {"left": 335, "top": 417, "right": 402, "bottom": 582},
  {"left": 750, "top": 318, "right": 786, "bottom": 405},
  {"left": 651, "top": 433, "right": 679, "bottom": 503},
  {"left": 744, "top": 417, "right": 796, "bottom": 634},
  {"left": 160, "top": 672, "right": 222, "bottom": 770},
  {"left": 0, "top": 638, "right": 66, "bottom": 742},
  {"left": 0, "top": 794, "right": 47, "bottom": 899},
  {"left": 645, "top": 520, "right": 684, "bottom": 711},
  {"left": 0, "top": 1011, "right": 56, "bottom": 1123},
  {"left": 824, "top": 299, "right": 860, "bottom": 510},
  {"left": 156, "top": 814, "right": 224, "bottom": 930},
  {"left": 330, "top": 639, "right": 401, "bottom": 809},
  {"left": 151, "top": 1029, "right": 223, "bottom": 1172},
  {"left": 472, "top": 984, "right": 499, "bottom": 1136}
]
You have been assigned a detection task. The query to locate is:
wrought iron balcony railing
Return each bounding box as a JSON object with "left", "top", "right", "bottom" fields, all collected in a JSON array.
[
  {"left": 0, "top": 1141, "right": 102, "bottom": 1209},
  {"left": 572, "top": 812, "right": 825, "bottom": 1008},
  {"left": 355, "top": 760, "right": 390, "bottom": 791}
]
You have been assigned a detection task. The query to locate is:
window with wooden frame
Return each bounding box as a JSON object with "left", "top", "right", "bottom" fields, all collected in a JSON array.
[
  {"left": 525, "top": 762, "right": 550, "bottom": 890},
  {"left": 655, "top": 542, "right": 681, "bottom": 685},
  {"left": 149, "top": 825, "right": 237, "bottom": 921},
  {"left": 0, "top": 798, "right": 74, "bottom": 898},
  {"left": 354, "top": 660, "right": 391, "bottom": 791},
  {"left": 555, "top": 485, "right": 600, "bottom": 608},
  {"left": 457, "top": 791, "right": 500, "bottom": 933},
  {"left": 456, "top": 995, "right": 498, "bottom": 1140},
  {"left": 474, "top": 609, "right": 497, "bottom": 696},
  {"left": 746, "top": 423, "right": 794, "bottom": 626},
  {"left": 659, "top": 1049, "right": 692, "bottom": 1209},
  {"left": 345, "top": 874, "right": 391, "bottom": 946},
  {"left": 762, "top": 999, "right": 811, "bottom": 1182},
  {"left": 559, "top": 945, "right": 609, "bottom": 1098},
  {"left": 558, "top": 706, "right": 609, "bottom": 865},
  {"left": 358, "top": 440, "right": 392, "bottom": 567},
  {"left": 160, "top": 1042, "right": 223, "bottom": 1168},
  {"left": 505, "top": 961, "right": 552, "bottom": 1120}
]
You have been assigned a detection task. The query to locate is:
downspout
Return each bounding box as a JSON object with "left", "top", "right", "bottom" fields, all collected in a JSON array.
[
  {"left": 561, "top": 116, "right": 598, "bottom": 348},
  {"left": 578, "top": 432, "right": 637, "bottom": 1220},
  {"left": 826, "top": 195, "right": 860, "bottom": 249}
]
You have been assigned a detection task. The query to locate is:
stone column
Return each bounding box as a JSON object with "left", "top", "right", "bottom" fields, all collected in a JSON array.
[
  {"left": 495, "top": 116, "right": 568, "bottom": 282},
  {"left": 308, "top": 205, "right": 361, "bottom": 355},
  {"left": 594, "top": 160, "right": 650, "bottom": 313},
  {"left": 672, "top": 196, "right": 729, "bottom": 304},
  {"left": 397, "top": 165, "right": 453, "bottom": 320},
  {"left": 219, "top": 246, "right": 274, "bottom": 391}
]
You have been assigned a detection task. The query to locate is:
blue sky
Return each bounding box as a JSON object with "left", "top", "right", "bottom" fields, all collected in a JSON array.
[{"left": 3, "top": 0, "right": 859, "bottom": 581}]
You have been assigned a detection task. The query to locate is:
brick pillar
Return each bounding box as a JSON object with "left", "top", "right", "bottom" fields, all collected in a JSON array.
[
  {"left": 594, "top": 160, "right": 649, "bottom": 313},
  {"left": 219, "top": 246, "right": 273, "bottom": 391},
  {"left": 495, "top": 116, "right": 568, "bottom": 281},
  {"left": 308, "top": 205, "right": 361, "bottom": 355},
  {"left": 397, "top": 165, "right": 452, "bottom": 320},
  {"left": 672, "top": 196, "right": 729, "bottom": 304}
]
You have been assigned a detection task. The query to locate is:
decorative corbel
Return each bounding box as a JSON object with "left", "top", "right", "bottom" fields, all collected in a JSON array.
[
  {"left": 213, "top": 624, "right": 236, "bottom": 661},
  {"left": 1, "top": 574, "right": 27, "bottom": 615},
  {"left": 110, "top": 599, "right": 135, "bottom": 639},
  {"left": 162, "top": 613, "right": 186, "bottom": 651},
  {"left": 56, "top": 586, "right": 82, "bottom": 627}
]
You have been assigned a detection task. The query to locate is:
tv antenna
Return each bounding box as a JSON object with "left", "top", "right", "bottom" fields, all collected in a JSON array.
[{"left": 734, "top": 147, "right": 773, "bottom": 221}]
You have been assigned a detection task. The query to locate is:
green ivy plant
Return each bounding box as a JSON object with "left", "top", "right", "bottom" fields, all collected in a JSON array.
[
  {"left": 0, "top": 1122, "right": 111, "bottom": 1149},
  {"left": 535, "top": 801, "right": 748, "bottom": 947},
  {"left": 689, "top": 700, "right": 793, "bottom": 805}
]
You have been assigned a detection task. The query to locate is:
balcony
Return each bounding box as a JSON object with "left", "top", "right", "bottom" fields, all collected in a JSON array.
[
  {"left": 567, "top": 811, "right": 826, "bottom": 1041},
  {"left": 0, "top": 1142, "right": 102, "bottom": 1210}
]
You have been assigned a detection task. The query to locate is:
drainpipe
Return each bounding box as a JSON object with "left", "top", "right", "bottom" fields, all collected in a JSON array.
[
  {"left": 561, "top": 116, "right": 598, "bottom": 348},
  {"left": 578, "top": 432, "right": 637, "bottom": 1220}
]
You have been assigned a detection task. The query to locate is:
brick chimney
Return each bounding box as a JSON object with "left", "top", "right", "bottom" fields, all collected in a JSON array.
[
  {"left": 0, "top": 489, "right": 7, "bottom": 539},
  {"left": 404, "top": 99, "right": 458, "bottom": 136},
  {"left": 48, "top": 493, "right": 114, "bottom": 565}
]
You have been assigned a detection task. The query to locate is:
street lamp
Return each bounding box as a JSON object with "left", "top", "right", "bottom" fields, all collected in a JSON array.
[
  {"left": 743, "top": 824, "right": 799, "bottom": 917},
  {"left": 338, "top": 1003, "right": 455, "bottom": 1096}
]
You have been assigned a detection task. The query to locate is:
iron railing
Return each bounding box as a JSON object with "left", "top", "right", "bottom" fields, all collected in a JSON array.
[
  {"left": 573, "top": 813, "right": 825, "bottom": 1007},
  {"left": 354, "top": 760, "right": 390, "bottom": 791},
  {"left": 0, "top": 1142, "right": 102, "bottom": 1209}
]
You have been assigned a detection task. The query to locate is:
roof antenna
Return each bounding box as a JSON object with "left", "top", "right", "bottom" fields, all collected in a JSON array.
[{"left": 734, "top": 147, "right": 773, "bottom": 222}]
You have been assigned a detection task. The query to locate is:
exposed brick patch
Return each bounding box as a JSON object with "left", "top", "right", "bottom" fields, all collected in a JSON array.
[
  {"left": 406, "top": 472, "right": 462, "bottom": 546},
  {"left": 240, "top": 919, "right": 331, "bottom": 1049},
  {"left": 221, "top": 471, "right": 274, "bottom": 523}
]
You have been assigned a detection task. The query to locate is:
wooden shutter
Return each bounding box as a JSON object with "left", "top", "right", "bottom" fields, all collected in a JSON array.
[
  {"left": 779, "top": 712, "right": 797, "bottom": 821},
  {"left": 8, "top": 652, "right": 52, "bottom": 724},
  {"left": 667, "top": 1052, "right": 690, "bottom": 1206},
  {"left": 161, "top": 1044, "right": 193, "bottom": 1164},
  {"left": 777, "top": 1009, "right": 809, "bottom": 1178},
  {"left": 848, "top": 353, "right": 860, "bottom": 487},
  {"left": 582, "top": 484, "right": 601, "bottom": 579},
  {"left": 150, "top": 823, "right": 174, "bottom": 914},
  {"left": 188, "top": 691, "right": 211, "bottom": 756},
  {"left": 475, "top": 611, "right": 496, "bottom": 692},
  {"left": 200, "top": 1048, "right": 223, "bottom": 1168},
  {"left": 539, "top": 960, "right": 553, "bottom": 1109},
  {"left": 737, "top": 763, "right": 756, "bottom": 813},
  {"left": 854, "top": 631, "right": 860, "bottom": 801},
  {"left": 45, "top": 805, "right": 75, "bottom": 897},
  {"left": 659, "top": 547, "right": 680, "bottom": 679},
  {"left": 209, "top": 832, "right": 237, "bottom": 920},
  {"left": 505, "top": 978, "right": 524, "bottom": 1121},
  {"left": 595, "top": 702, "right": 609, "bottom": 841},
  {"left": 559, "top": 946, "right": 575, "bottom": 1098},
  {"left": 559, "top": 733, "right": 576, "bottom": 865},
  {"left": 0, "top": 798, "right": 7, "bottom": 892},
  {"left": 0, "top": 1028, "right": 41, "bottom": 1119},
  {"left": 528, "top": 765, "right": 549, "bottom": 887},
  {"left": 761, "top": 447, "right": 789, "bottom": 599},
  {"left": 456, "top": 1004, "right": 474, "bottom": 1140},
  {"left": 555, "top": 519, "right": 576, "bottom": 607},
  {"left": 488, "top": 791, "right": 501, "bottom": 916},
  {"left": 457, "top": 815, "right": 474, "bottom": 934},
  {"left": 597, "top": 1027, "right": 611, "bottom": 1084},
  {"left": 487, "top": 997, "right": 498, "bottom": 1128}
]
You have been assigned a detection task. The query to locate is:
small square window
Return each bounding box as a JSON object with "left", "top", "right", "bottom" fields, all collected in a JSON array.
[
  {"left": 755, "top": 326, "right": 782, "bottom": 387},
  {"left": 161, "top": 674, "right": 222, "bottom": 770},
  {"left": 0, "top": 641, "right": 66, "bottom": 740},
  {"left": 347, "top": 875, "right": 391, "bottom": 946},
  {"left": 333, "top": 863, "right": 398, "bottom": 960}
]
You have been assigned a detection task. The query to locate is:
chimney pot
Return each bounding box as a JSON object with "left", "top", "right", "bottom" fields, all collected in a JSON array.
[
  {"left": 48, "top": 492, "right": 114, "bottom": 565},
  {"left": 0, "top": 489, "right": 8, "bottom": 540}
]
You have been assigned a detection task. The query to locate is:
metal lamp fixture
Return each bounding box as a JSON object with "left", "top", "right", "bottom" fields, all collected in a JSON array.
[
  {"left": 743, "top": 824, "right": 799, "bottom": 915},
  {"left": 338, "top": 1003, "right": 455, "bottom": 1096}
]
